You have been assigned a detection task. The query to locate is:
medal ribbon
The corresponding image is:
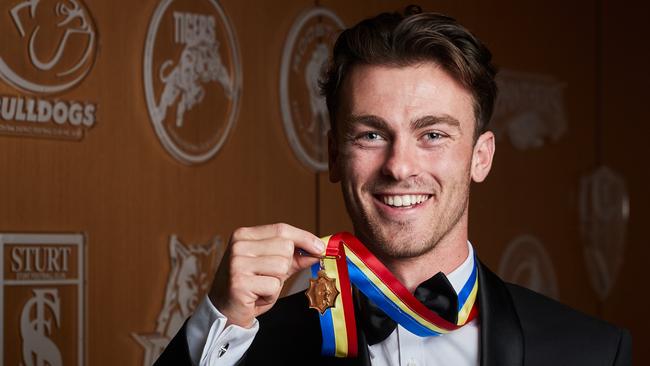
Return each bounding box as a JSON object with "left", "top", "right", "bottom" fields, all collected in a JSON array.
[
  {"left": 311, "top": 235, "right": 358, "bottom": 357},
  {"left": 310, "top": 232, "right": 479, "bottom": 358}
]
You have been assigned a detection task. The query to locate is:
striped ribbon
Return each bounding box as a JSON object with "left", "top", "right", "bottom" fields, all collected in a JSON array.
[{"left": 309, "top": 232, "right": 479, "bottom": 358}]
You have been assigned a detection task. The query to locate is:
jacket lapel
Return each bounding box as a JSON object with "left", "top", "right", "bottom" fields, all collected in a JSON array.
[
  {"left": 318, "top": 329, "right": 370, "bottom": 366},
  {"left": 322, "top": 260, "right": 525, "bottom": 366},
  {"left": 312, "top": 260, "right": 524, "bottom": 366},
  {"left": 477, "top": 261, "right": 524, "bottom": 366},
  {"left": 354, "top": 325, "right": 371, "bottom": 366}
]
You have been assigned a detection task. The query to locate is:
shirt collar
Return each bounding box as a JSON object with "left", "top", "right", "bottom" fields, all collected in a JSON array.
[{"left": 445, "top": 241, "right": 475, "bottom": 295}]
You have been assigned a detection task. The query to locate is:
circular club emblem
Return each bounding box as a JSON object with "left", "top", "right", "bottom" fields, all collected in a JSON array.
[
  {"left": 579, "top": 166, "right": 629, "bottom": 301},
  {"left": 280, "top": 7, "right": 344, "bottom": 171},
  {"left": 0, "top": 0, "right": 97, "bottom": 94},
  {"left": 498, "top": 235, "right": 559, "bottom": 300},
  {"left": 144, "top": 0, "right": 241, "bottom": 164}
]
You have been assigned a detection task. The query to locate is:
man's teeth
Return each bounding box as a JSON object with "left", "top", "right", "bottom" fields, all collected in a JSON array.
[{"left": 382, "top": 194, "right": 429, "bottom": 207}]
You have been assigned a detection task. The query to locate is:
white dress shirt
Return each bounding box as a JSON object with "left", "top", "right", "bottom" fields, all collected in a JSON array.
[{"left": 186, "top": 242, "right": 479, "bottom": 366}]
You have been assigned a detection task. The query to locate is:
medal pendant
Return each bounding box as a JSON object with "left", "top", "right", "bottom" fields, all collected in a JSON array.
[{"left": 306, "top": 270, "right": 340, "bottom": 314}]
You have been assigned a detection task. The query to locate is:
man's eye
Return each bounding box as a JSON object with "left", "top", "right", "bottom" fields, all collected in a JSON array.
[
  {"left": 361, "top": 132, "right": 382, "bottom": 140},
  {"left": 425, "top": 132, "right": 442, "bottom": 140}
]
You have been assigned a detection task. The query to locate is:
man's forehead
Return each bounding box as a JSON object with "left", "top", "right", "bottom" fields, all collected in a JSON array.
[{"left": 336, "top": 63, "right": 475, "bottom": 132}]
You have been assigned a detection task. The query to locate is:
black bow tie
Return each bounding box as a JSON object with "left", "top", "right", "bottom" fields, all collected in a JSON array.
[{"left": 355, "top": 272, "right": 458, "bottom": 345}]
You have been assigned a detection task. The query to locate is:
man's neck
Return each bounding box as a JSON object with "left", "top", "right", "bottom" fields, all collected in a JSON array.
[{"left": 379, "top": 225, "right": 470, "bottom": 293}]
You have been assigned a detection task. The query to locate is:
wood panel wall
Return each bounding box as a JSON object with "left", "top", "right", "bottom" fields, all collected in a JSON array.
[{"left": 0, "top": 0, "right": 645, "bottom": 364}]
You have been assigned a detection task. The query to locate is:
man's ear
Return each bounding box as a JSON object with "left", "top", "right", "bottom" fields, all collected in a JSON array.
[
  {"left": 471, "top": 131, "right": 495, "bottom": 183},
  {"left": 328, "top": 130, "right": 341, "bottom": 183}
]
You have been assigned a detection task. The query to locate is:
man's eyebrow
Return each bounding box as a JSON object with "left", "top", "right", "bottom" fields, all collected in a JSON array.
[
  {"left": 344, "top": 115, "right": 390, "bottom": 131},
  {"left": 411, "top": 115, "right": 461, "bottom": 130},
  {"left": 343, "top": 114, "right": 462, "bottom": 133}
]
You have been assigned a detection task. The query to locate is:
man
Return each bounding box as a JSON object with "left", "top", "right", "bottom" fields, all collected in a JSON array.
[{"left": 157, "top": 6, "right": 631, "bottom": 365}]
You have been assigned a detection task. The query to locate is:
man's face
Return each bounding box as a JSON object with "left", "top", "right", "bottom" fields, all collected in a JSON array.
[{"left": 329, "top": 63, "right": 494, "bottom": 259}]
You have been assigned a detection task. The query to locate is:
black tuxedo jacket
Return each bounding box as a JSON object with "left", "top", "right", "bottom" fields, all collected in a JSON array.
[{"left": 156, "top": 261, "right": 631, "bottom": 365}]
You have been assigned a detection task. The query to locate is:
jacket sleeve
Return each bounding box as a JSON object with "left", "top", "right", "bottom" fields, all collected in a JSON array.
[
  {"left": 154, "top": 321, "right": 254, "bottom": 366},
  {"left": 154, "top": 322, "right": 193, "bottom": 365}
]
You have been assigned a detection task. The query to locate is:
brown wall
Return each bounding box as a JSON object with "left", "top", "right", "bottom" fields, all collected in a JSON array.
[
  {"left": 600, "top": 1, "right": 649, "bottom": 363},
  {"left": 0, "top": 0, "right": 646, "bottom": 364}
]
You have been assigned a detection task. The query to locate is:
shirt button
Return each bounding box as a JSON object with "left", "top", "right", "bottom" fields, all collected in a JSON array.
[
  {"left": 217, "top": 343, "right": 229, "bottom": 358},
  {"left": 406, "top": 360, "right": 417, "bottom": 366}
]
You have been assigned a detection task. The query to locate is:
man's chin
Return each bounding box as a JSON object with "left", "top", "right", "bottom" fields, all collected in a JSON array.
[
  {"left": 361, "top": 232, "right": 435, "bottom": 260},
  {"left": 375, "top": 242, "right": 434, "bottom": 259}
]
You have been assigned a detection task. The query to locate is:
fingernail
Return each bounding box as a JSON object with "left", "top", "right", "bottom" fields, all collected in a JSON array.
[{"left": 313, "top": 239, "right": 325, "bottom": 253}]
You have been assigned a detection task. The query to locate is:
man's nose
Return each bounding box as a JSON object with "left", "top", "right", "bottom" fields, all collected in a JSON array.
[{"left": 381, "top": 139, "right": 420, "bottom": 181}]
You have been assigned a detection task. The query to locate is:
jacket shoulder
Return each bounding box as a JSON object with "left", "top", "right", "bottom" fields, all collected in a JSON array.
[{"left": 506, "top": 283, "right": 631, "bottom": 365}]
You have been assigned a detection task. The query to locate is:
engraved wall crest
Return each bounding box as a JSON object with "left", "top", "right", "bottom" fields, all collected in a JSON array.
[
  {"left": 499, "top": 234, "right": 559, "bottom": 300},
  {"left": 132, "top": 235, "right": 224, "bottom": 365},
  {"left": 144, "top": 0, "right": 242, "bottom": 164},
  {"left": 0, "top": 0, "right": 98, "bottom": 140},
  {"left": 1, "top": 233, "right": 85, "bottom": 366},
  {"left": 280, "top": 7, "right": 344, "bottom": 171},
  {"left": 580, "top": 166, "right": 629, "bottom": 301},
  {"left": 493, "top": 69, "right": 567, "bottom": 150}
]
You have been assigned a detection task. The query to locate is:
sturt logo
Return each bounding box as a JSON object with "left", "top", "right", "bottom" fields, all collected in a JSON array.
[
  {"left": 144, "top": 0, "right": 241, "bottom": 164},
  {"left": 280, "top": 7, "right": 344, "bottom": 171},
  {"left": 0, "top": 0, "right": 98, "bottom": 140},
  {"left": 21, "top": 289, "right": 62, "bottom": 365},
  {"left": 1, "top": 233, "right": 85, "bottom": 366}
]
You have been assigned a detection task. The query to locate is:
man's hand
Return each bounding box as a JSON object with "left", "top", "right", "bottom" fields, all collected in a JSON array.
[{"left": 208, "top": 223, "right": 323, "bottom": 328}]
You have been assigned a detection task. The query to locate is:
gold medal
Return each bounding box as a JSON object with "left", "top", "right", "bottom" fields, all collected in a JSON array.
[{"left": 306, "top": 270, "right": 340, "bottom": 314}]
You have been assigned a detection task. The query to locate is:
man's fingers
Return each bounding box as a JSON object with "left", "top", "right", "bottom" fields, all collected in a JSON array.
[
  {"left": 230, "top": 238, "right": 294, "bottom": 258},
  {"left": 231, "top": 255, "right": 292, "bottom": 280},
  {"left": 231, "top": 240, "right": 320, "bottom": 277},
  {"left": 293, "top": 254, "right": 320, "bottom": 273},
  {"left": 231, "top": 223, "right": 324, "bottom": 255},
  {"left": 246, "top": 275, "right": 283, "bottom": 301},
  {"left": 213, "top": 224, "right": 326, "bottom": 327}
]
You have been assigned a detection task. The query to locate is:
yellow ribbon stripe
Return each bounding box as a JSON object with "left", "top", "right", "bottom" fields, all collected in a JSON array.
[
  {"left": 322, "top": 257, "right": 348, "bottom": 356},
  {"left": 319, "top": 236, "right": 349, "bottom": 357},
  {"left": 456, "top": 276, "right": 478, "bottom": 325},
  {"left": 344, "top": 245, "right": 451, "bottom": 334}
]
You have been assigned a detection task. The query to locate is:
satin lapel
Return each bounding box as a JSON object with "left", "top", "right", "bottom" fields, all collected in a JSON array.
[
  {"left": 355, "top": 324, "right": 371, "bottom": 366},
  {"left": 477, "top": 261, "right": 524, "bottom": 366}
]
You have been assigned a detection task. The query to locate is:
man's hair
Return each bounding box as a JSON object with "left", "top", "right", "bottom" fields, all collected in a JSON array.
[{"left": 321, "top": 5, "right": 497, "bottom": 139}]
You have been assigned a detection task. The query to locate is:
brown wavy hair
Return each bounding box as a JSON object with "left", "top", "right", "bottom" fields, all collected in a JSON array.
[{"left": 321, "top": 5, "right": 498, "bottom": 139}]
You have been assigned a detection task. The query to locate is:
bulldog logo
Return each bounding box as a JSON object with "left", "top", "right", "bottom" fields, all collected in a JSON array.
[
  {"left": 144, "top": 0, "right": 241, "bottom": 165},
  {"left": 0, "top": 0, "right": 98, "bottom": 139},
  {"left": 0, "top": 0, "right": 97, "bottom": 94},
  {"left": 280, "top": 7, "right": 345, "bottom": 172}
]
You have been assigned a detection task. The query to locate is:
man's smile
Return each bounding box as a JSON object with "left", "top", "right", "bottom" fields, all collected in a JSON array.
[{"left": 373, "top": 193, "right": 433, "bottom": 209}]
